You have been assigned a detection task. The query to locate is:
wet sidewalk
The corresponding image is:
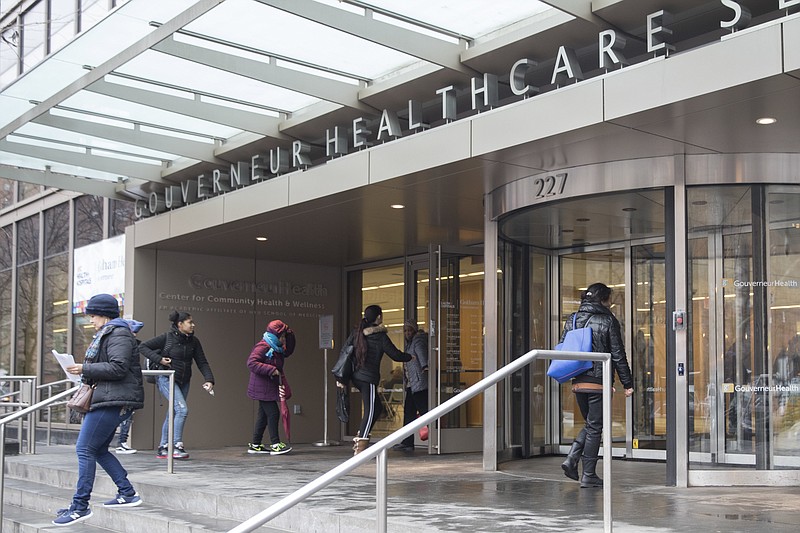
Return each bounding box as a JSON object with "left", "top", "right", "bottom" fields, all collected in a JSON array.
[{"left": 6, "top": 443, "right": 800, "bottom": 532}]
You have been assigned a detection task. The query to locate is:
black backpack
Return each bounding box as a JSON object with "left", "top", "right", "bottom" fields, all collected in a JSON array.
[{"left": 145, "top": 333, "right": 174, "bottom": 384}]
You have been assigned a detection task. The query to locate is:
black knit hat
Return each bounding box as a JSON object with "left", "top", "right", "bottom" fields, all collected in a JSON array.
[{"left": 85, "top": 294, "right": 120, "bottom": 319}]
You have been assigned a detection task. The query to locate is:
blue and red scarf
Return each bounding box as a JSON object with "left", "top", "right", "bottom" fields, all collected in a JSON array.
[{"left": 262, "top": 332, "right": 285, "bottom": 359}]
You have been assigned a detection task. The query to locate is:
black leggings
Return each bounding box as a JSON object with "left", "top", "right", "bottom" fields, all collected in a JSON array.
[
  {"left": 253, "top": 400, "right": 281, "bottom": 445},
  {"left": 352, "top": 378, "right": 382, "bottom": 437}
]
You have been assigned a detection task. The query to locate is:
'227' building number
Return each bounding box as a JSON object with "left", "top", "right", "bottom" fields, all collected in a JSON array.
[{"left": 532, "top": 173, "right": 567, "bottom": 199}]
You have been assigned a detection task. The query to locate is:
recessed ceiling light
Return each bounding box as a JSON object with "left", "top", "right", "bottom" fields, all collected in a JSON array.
[
  {"left": 756, "top": 117, "right": 777, "bottom": 125},
  {"left": 256, "top": 236, "right": 268, "bottom": 241},
  {"left": 390, "top": 204, "right": 405, "bottom": 209}
]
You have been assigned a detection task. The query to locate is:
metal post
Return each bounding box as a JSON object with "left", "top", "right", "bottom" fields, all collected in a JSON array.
[
  {"left": 376, "top": 448, "right": 388, "bottom": 533},
  {"left": 313, "top": 349, "right": 337, "bottom": 446},
  {"left": 29, "top": 377, "right": 38, "bottom": 454},
  {"left": 168, "top": 372, "right": 175, "bottom": 474},
  {"left": 0, "top": 423, "right": 6, "bottom": 528},
  {"left": 322, "top": 349, "right": 328, "bottom": 444},
  {"left": 603, "top": 359, "right": 612, "bottom": 533}
]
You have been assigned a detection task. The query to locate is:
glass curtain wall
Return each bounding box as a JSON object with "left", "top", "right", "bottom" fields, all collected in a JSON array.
[
  {"left": 43, "top": 204, "right": 70, "bottom": 383},
  {"left": 688, "top": 184, "right": 800, "bottom": 470},
  {"left": 767, "top": 187, "right": 800, "bottom": 464},
  {"left": 15, "top": 215, "right": 39, "bottom": 376},
  {"left": 1, "top": 178, "right": 13, "bottom": 209},
  {"left": 72, "top": 195, "right": 106, "bottom": 356},
  {"left": 0, "top": 224, "right": 11, "bottom": 380},
  {"left": 631, "top": 243, "right": 668, "bottom": 450},
  {"left": 500, "top": 240, "right": 550, "bottom": 455}
]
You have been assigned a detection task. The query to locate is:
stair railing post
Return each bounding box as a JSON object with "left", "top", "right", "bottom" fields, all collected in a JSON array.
[{"left": 376, "top": 448, "right": 388, "bottom": 533}]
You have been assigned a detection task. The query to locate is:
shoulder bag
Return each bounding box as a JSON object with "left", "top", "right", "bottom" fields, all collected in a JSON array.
[
  {"left": 331, "top": 334, "right": 355, "bottom": 383},
  {"left": 145, "top": 333, "right": 174, "bottom": 384},
  {"left": 547, "top": 314, "right": 594, "bottom": 383},
  {"left": 67, "top": 383, "right": 95, "bottom": 414}
]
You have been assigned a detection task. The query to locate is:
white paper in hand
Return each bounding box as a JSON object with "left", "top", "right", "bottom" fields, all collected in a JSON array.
[{"left": 52, "top": 350, "right": 81, "bottom": 384}]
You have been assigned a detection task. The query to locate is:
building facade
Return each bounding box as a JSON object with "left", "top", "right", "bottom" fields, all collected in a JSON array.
[{"left": 2, "top": 0, "right": 800, "bottom": 488}]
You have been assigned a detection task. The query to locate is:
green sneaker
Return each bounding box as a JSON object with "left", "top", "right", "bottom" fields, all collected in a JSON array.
[
  {"left": 247, "top": 443, "right": 269, "bottom": 454},
  {"left": 269, "top": 442, "right": 292, "bottom": 456}
]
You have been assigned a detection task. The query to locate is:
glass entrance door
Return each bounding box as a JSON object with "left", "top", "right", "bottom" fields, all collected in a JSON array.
[
  {"left": 688, "top": 185, "right": 800, "bottom": 474},
  {"left": 409, "top": 246, "right": 485, "bottom": 453},
  {"left": 557, "top": 244, "right": 667, "bottom": 456}
]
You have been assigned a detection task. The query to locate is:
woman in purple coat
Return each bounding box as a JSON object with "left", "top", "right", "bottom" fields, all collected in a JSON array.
[{"left": 246, "top": 320, "right": 295, "bottom": 455}]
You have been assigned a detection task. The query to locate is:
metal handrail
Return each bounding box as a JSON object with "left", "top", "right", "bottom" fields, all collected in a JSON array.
[
  {"left": 228, "top": 349, "right": 614, "bottom": 533},
  {"left": 0, "top": 369, "right": 176, "bottom": 531},
  {"left": 0, "top": 376, "right": 38, "bottom": 455},
  {"left": 36, "top": 378, "right": 76, "bottom": 448},
  {"left": 143, "top": 370, "right": 177, "bottom": 474},
  {"left": 0, "top": 384, "right": 77, "bottom": 529}
]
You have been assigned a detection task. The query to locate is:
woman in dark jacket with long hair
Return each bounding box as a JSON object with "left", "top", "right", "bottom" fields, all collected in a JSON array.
[
  {"left": 558, "top": 283, "right": 634, "bottom": 488},
  {"left": 54, "top": 294, "right": 144, "bottom": 526},
  {"left": 346, "top": 304, "right": 411, "bottom": 455},
  {"left": 139, "top": 310, "right": 215, "bottom": 460}
]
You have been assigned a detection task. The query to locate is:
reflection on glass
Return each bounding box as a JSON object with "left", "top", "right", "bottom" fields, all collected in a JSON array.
[
  {"left": 687, "top": 186, "right": 768, "bottom": 469},
  {"left": 21, "top": 3, "right": 46, "bottom": 72},
  {"left": 17, "top": 182, "right": 40, "bottom": 202},
  {"left": 632, "top": 244, "right": 667, "bottom": 450},
  {"left": 44, "top": 205, "right": 70, "bottom": 387},
  {"left": 16, "top": 216, "right": 39, "bottom": 375},
  {"left": 688, "top": 237, "right": 711, "bottom": 454},
  {"left": 0, "top": 225, "right": 12, "bottom": 378},
  {"left": 0, "top": 178, "right": 13, "bottom": 210},
  {"left": 437, "top": 256, "right": 484, "bottom": 430},
  {"left": 768, "top": 189, "right": 800, "bottom": 463},
  {"left": 110, "top": 199, "right": 135, "bottom": 237},
  {"left": 74, "top": 196, "right": 104, "bottom": 248}
]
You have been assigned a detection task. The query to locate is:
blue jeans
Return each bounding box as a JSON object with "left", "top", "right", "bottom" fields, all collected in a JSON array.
[
  {"left": 156, "top": 376, "right": 191, "bottom": 447},
  {"left": 73, "top": 406, "right": 136, "bottom": 511}
]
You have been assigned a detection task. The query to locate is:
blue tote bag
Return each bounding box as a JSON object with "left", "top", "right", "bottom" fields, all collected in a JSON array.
[{"left": 547, "top": 314, "right": 594, "bottom": 383}]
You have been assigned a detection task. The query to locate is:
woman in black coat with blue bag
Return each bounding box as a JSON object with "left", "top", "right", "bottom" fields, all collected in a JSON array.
[{"left": 558, "top": 283, "right": 634, "bottom": 488}]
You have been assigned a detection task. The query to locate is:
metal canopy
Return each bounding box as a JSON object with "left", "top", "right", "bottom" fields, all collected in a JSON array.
[{"left": 0, "top": 0, "right": 557, "bottom": 198}]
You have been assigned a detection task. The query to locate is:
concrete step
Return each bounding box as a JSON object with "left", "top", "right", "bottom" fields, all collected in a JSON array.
[
  {"left": 3, "top": 477, "right": 288, "bottom": 533},
  {"left": 3, "top": 448, "right": 435, "bottom": 533},
  {"left": 2, "top": 504, "right": 114, "bottom": 533}
]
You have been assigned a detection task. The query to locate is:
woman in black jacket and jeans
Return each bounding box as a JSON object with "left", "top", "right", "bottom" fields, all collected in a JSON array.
[
  {"left": 139, "top": 310, "right": 215, "bottom": 459},
  {"left": 344, "top": 304, "right": 411, "bottom": 455},
  {"left": 559, "top": 283, "right": 634, "bottom": 488},
  {"left": 54, "top": 294, "right": 144, "bottom": 526}
]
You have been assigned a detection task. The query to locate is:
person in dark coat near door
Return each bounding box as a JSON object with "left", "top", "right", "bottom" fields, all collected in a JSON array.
[
  {"left": 558, "top": 283, "right": 634, "bottom": 488},
  {"left": 344, "top": 305, "right": 412, "bottom": 456}
]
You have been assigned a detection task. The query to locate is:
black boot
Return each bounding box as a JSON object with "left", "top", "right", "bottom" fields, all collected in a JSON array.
[
  {"left": 580, "top": 432, "right": 603, "bottom": 488},
  {"left": 561, "top": 432, "right": 585, "bottom": 481}
]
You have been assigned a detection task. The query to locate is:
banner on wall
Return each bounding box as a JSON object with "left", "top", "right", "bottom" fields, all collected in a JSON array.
[{"left": 72, "top": 234, "right": 126, "bottom": 314}]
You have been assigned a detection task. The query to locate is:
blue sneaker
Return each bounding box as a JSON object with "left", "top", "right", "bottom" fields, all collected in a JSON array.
[
  {"left": 52, "top": 507, "right": 92, "bottom": 526},
  {"left": 103, "top": 493, "right": 142, "bottom": 507}
]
